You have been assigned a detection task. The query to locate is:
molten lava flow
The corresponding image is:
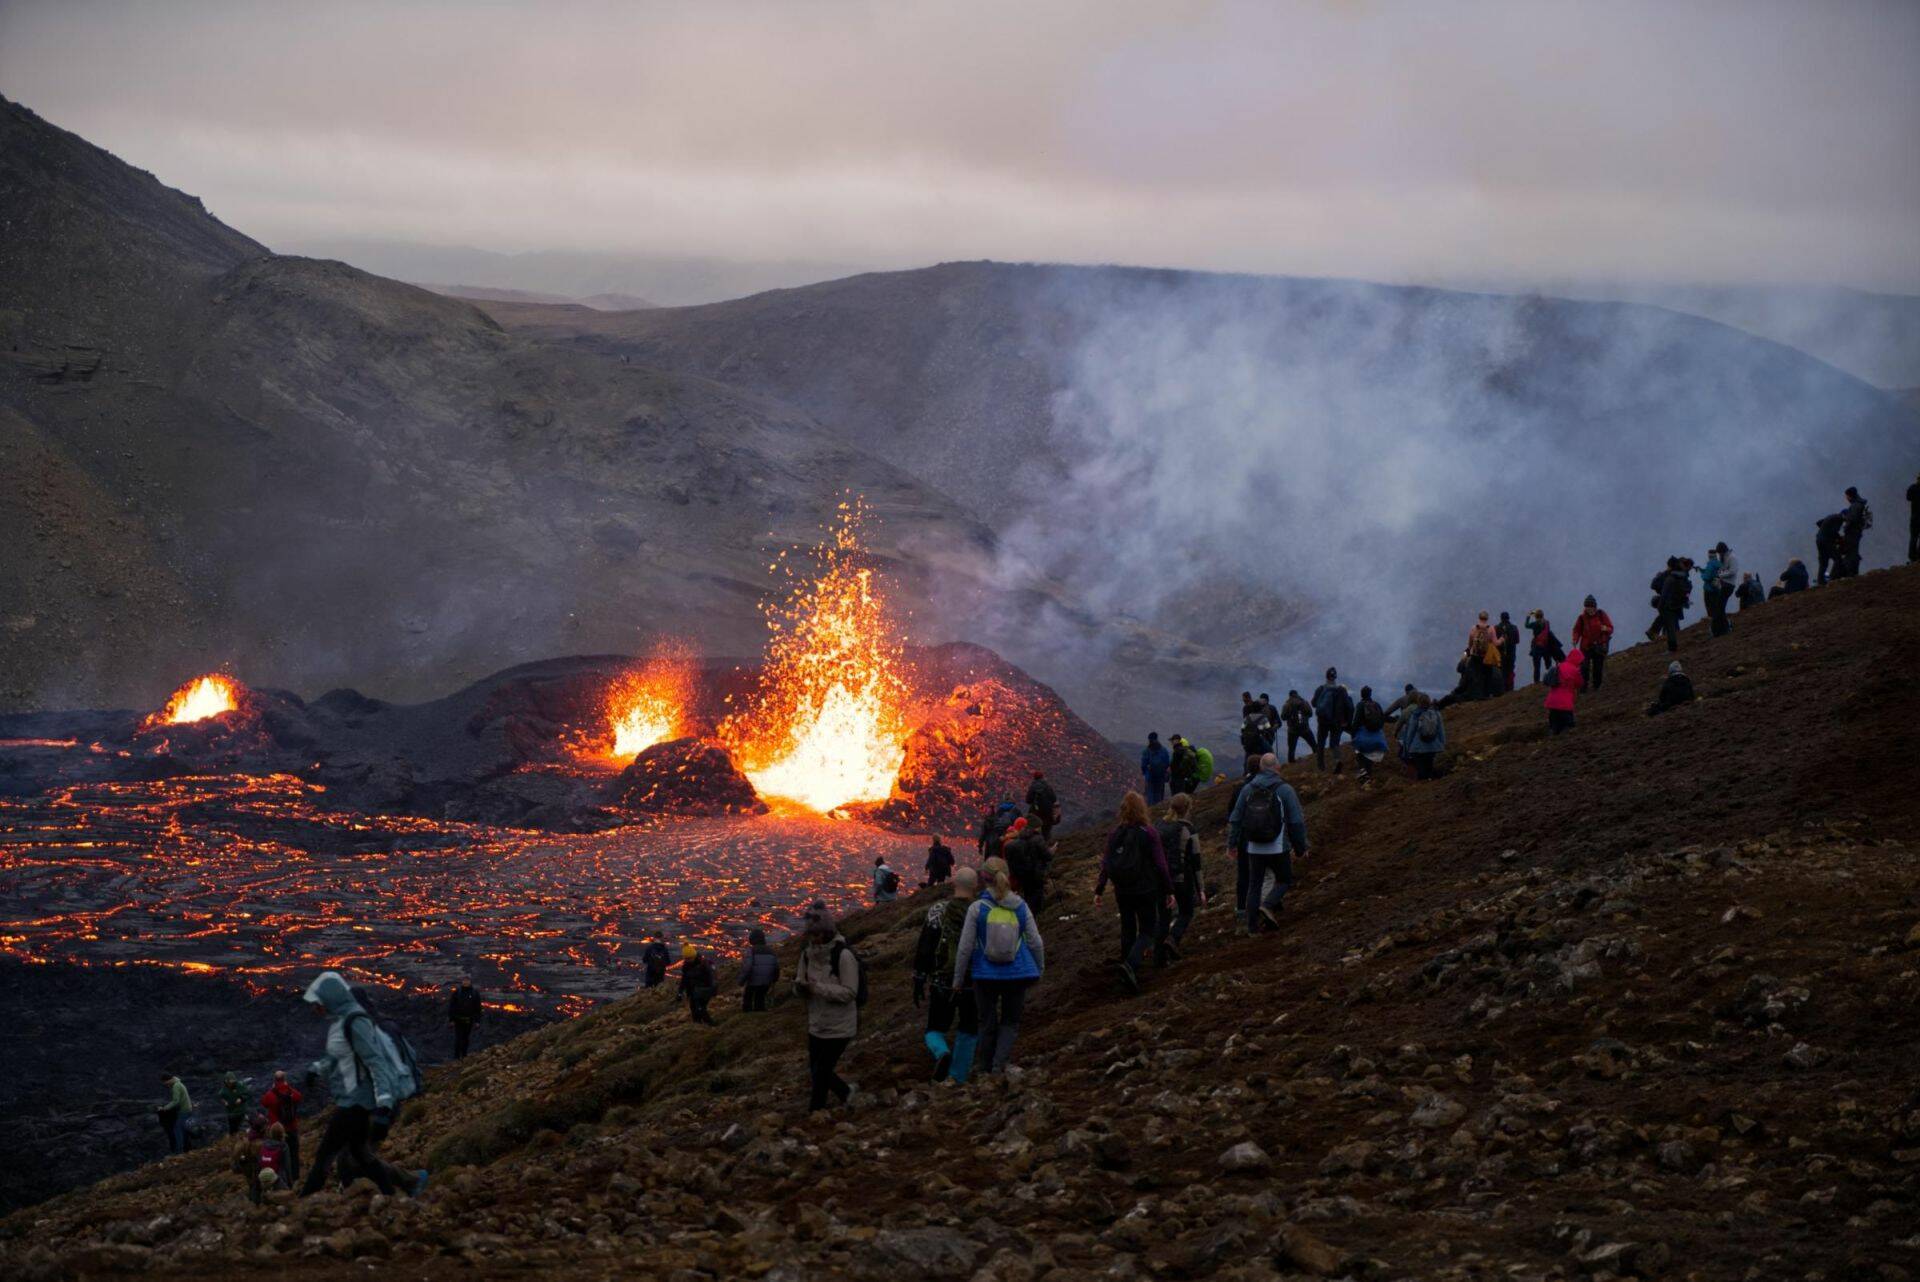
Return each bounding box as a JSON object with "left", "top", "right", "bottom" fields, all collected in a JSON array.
[
  {"left": 724, "top": 501, "right": 908, "bottom": 812},
  {"left": 147, "top": 674, "right": 241, "bottom": 727},
  {"left": 578, "top": 647, "right": 695, "bottom": 764}
]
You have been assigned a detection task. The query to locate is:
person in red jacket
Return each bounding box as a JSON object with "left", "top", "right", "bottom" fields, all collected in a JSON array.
[
  {"left": 1570, "top": 596, "right": 1614, "bottom": 691},
  {"left": 1543, "top": 647, "right": 1586, "bottom": 735},
  {"left": 259, "top": 1070, "right": 304, "bottom": 1185}
]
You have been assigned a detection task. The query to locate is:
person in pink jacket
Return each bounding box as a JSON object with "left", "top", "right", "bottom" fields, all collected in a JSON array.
[{"left": 1543, "top": 647, "right": 1586, "bottom": 736}]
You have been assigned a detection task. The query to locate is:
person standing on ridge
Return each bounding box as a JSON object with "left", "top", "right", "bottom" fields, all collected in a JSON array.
[
  {"left": 1526, "top": 609, "right": 1566, "bottom": 683},
  {"left": 952, "top": 856, "right": 1044, "bottom": 1077},
  {"left": 1571, "top": 596, "right": 1614, "bottom": 691},
  {"left": 159, "top": 1073, "right": 193, "bottom": 1154},
  {"left": 1168, "top": 734, "right": 1199, "bottom": 796},
  {"left": 1002, "top": 817, "right": 1053, "bottom": 914},
  {"left": 220, "top": 1072, "right": 249, "bottom": 1137},
  {"left": 924, "top": 834, "right": 954, "bottom": 886},
  {"left": 1350, "top": 686, "right": 1390, "bottom": 785},
  {"left": 448, "top": 977, "right": 483, "bottom": 1059},
  {"left": 1698, "top": 545, "right": 1732, "bottom": 637},
  {"left": 1543, "top": 646, "right": 1587, "bottom": 735},
  {"left": 260, "top": 1070, "right": 303, "bottom": 1184},
  {"left": 640, "top": 937, "right": 670, "bottom": 989},
  {"left": 1840, "top": 486, "right": 1872, "bottom": 577},
  {"left": 1279, "top": 689, "right": 1314, "bottom": 764},
  {"left": 1154, "top": 794, "right": 1206, "bottom": 961},
  {"left": 678, "top": 944, "right": 718, "bottom": 1025},
  {"left": 1093, "top": 791, "right": 1173, "bottom": 993},
  {"left": 1495, "top": 611, "right": 1521, "bottom": 692},
  {"left": 872, "top": 856, "right": 900, "bottom": 902},
  {"left": 1466, "top": 612, "right": 1501, "bottom": 699},
  {"left": 1226, "top": 752, "right": 1309, "bottom": 935},
  {"left": 1815, "top": 513, "right": 1846, "bottom": 585},
  {"left": 1025, "top": 771, "right": 1059, "bottom": 840},
  {"left": 1311, "top": 669, "right": 1353, "bottom": 773},
  {"left": 739, "top": 928, "right": 779, "bottom": 1011},
  {"left": 913, "top": 865, "right": 981, "bottom": 1082},
  {"left": 1191, "top": 741, "right": 1214, "bottom": 789},
  {"left": 1140, "top": 733, "right": 1172, "bottom": 805},
  {"left": 793, "top": 901, "right": 861, "bottom": 1110},
  {"left": 1256, "top": 694, "right": 1281, "bottom": 751}
]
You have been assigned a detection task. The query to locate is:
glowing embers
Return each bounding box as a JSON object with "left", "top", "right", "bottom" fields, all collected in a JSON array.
[
  {"left": 145, "top": 674, "right": 242, "bottom": 727},
  {"left": 576, "top": 647, "right": 696, "bottom": 764},
  {"left": 722, "top": 501, "right": 909, "bottom": 813}
]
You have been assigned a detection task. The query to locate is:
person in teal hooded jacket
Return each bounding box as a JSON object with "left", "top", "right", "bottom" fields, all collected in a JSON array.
[{"left": 299, "top": 971, "right": 424, "bottom": 1197}]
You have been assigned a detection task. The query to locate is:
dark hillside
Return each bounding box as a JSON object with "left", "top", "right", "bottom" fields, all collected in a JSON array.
[{"left": 9, "top": 564, "right": 1918, "bottom": 1279}]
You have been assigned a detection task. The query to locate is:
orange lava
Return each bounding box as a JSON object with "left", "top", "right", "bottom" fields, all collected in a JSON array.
[
  {"left": 575, "top": 646, "right": 696, "bottom": 764},
  {"left": 722, "top": 500, "right": 908, "bottom": 813},
  {"left": 146, "top": 674, "right": 241, "bottom": 727}
]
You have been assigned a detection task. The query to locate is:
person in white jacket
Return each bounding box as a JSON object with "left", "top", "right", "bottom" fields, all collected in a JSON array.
[{"left": 299, "top": 971, "right": 423, "bottom": 1197}]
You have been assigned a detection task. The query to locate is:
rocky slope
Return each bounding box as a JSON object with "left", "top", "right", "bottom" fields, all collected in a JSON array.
[{"left": 7, "top": 562, "right": 1916, "bottom": 1280}]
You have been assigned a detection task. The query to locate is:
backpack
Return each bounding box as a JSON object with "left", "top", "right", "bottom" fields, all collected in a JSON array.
[
  {"left": 1332, "top": 687, "right": 1354, "bottom": 725},
  {"left": 1415, "top": 707, "right": 1442, "bottom": 742},
  {"left": 1239, "top": 782, "right": 1285, "bottom": 847},
  {"left": 1154, "top": 819, "right": 1197, "bottom": 886},
  {"left": 878, "top": 867, "right": 900, "bottom": 893},
  {"left": 828, "top": 941, "right": 869, "bottom": 1007},
  {"left": 1358, "top": 700, "right": 1385, "bottom": 733},
  {"left": 1858, "top": 502, "right": 1873, "bottom": 530},
  {"left": 344, "top": 1011, "right": 423, "bottom": 1103},
  {"left": 983, "top": 808, "right": 1016, "bottom": 856},
  {"left": 1106, "top": 826, "right": 1159, "bottom": 894},
  {"left": 982, "top": 900, "right": 1025, "bottom": 965}
]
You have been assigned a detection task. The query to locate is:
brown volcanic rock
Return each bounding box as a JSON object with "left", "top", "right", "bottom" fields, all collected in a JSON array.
[{"left": 610, "top": 737, "right": 765, "bottom": 816}]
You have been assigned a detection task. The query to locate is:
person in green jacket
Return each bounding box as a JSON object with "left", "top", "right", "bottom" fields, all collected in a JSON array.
[
  {"left": 159, "top": 1073, "right": 193, "bottom": 1153},
  {"left": 1191, "top": 744, "right": 1215, "bottom": 789},
  {"left": 219, "top": 1072, "right": 250, "bottom": 1136}
]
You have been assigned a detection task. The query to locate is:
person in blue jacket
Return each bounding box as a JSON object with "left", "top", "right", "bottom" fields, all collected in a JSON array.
[
  {"left": 951, "top": 855, "right": 1045, "bottom": 1077},
  {"left": 1139, "top": 732, "right": 1172, "bottom": 805}
]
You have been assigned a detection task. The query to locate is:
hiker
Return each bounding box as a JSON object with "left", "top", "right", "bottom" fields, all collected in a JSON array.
[
  {"left": 1002, "top": 817, "right": 1053, "bottom": 914},
  {"left": 253, "top": 1123, "right": 292, "bottom": 1202},
  {"left": 1226, "top": 757, "right": 1259, "bottom": 910},
  {"left": 1025, "top": 771, "right": 1059, "bottom": 840},
  {"left": 1840, "top": 487, "right": 1872, "bottom": 576},
  {"left": 1280, "top": 689, "right": 1315, "bottom": 763},
  {"left": 1398, "top": 693, "right": 1446, "bottom": 780},
  {"left": 220, "top": 1071, "right": 249, "bottom": 1136},
  {"left": 1153, "top": 793, "right": 1206, "bottom": 961},
  {"left": 1698, "top": 544, "right": 1733, "bottom": 636},
  {"left": 1571, "top": 596, "right": 1614, "bottom": 691},
  {"left": 1645, "top": 558, "right": 1692, "bottom": 653},
  {"left": 1647, "top": 660, "right": 1697, "bottom": 716},
  {"left": 300, "top": 970, "right": 424, "bottom": 1197},
  {"left": 914, "top": 866, "right": 982, "bottom": 1082},
  {"left": 1191, "top": 742, "right": 1215, "bottom": 789},
  {"left": 1435, "top": 653, "right": 1480, "bottom": 711},
  {"left": 739, "top": 928, "right": 779, "bottom": 1011},
  {"left": 1771, "top": 558, "right": 1809, "bottom": 598},
  {"left": 1225, "top": 753, "right": 1309, "bottom": 935},
  {"left": 1909, "top": 472, "right": 1919, "bottom": 562},
  {"left": 1256, "top": 694, "right": 1281, "bottom": 750},
  {"left": 448, "top": 978, "right": 482, "bottom": 1059},
  {"left": 1495, "top": 612, "right": 1521, "bottom": 692},
  {"left": 1526, "top": 609, "right": 1566, "bottom": 682},
  {"left": 641, "top": 937, "right": 671, "bottom": 989},
  {"left": 1815, "top": 514, "right": 1846, "bottom": 585},
  {"left": 872, "top": 856, "right": 901, "bottom": 902},
  {"left": 159, "top": 1073, "right": 193, "bottom": 1154},
  {"left": 1466, "top": 612, "right": 1502, "bottom": 699},
  {"left": 924, "top": 835, "right": 955, "bottom": 885},
  {"left": 794, "top": 901, "right": 863, "bottom": 1109},
  {"left": 1735, "top": 573, "right": 1766, "bottom": 610},
  {"left": 1140, "top": 732, "right": 1172, "bottom": 805},
  {"left": 953, "top": 856, "right": 1044, "bottom": 1075},
  {"left": 1311, "top": 668, "right": 1353, "bottom": 773},
  {"left": 1350, "top": 685, "right": 1390, "bottom": 784},
  {"left": 260, "top": 1070, "right": 303, "bottom": 1184},
  {"left": 977, "top": 800, "right": 1019, "bottom": 859},
  {"left": 1169, "top": 734, "right": 1199, "bottom": 796},
  {"left": 1383, "top": 683, "right": 1423, "bottom": 722},
  {"left": 1093, "top": 791, "right": 1174, "bottom": 992},
  {"left": 678, "top": 944, "right": 718, "bottom": 1024},
  {"left": 1543, "top": 646, "right": 1587, "bottom": 735}
]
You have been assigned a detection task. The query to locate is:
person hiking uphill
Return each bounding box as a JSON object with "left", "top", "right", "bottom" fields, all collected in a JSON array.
[
  {"left": 1543, "top": 646, "right": 1586, "bottom": 735},
  {"left": 1002, "top": 817, "right": 1053, "bottom": 914},
  {"left": 1496, "top": 611, "right": 1521, "bottom": 692},
  {"left": 678, "top": 944, "right": 718, "bottom": 1024},
  {"left": 1398, "top": 693, "right": 1446, "bottom": 780},
  {"left": 1025, "top": 771, "right": 1059, "bottom": 840},
  {"left": 1279, "top": 690, "right": 1314, "bottom": 764},
  {"left": 924, "top": 835, "right": 954, "bottom": 886},
  {"left": 914, "top": 866, "right": 982, "bottom": 1082},
  {"left": 1526, "top": 609, "right": 1566, "bottom": 682},
  {"left": 640, "top": 937, "right": 670, "bottom": 989},
  {"left": 448, "top": 978, "right": 482, "bottom": 1059},
  {"left": 1154, "top": 793, "right": 1206, "bottom": 961},
  {"left": 953, "top": 856, "right": 1044, "bottom": 1076},
  {"left": 978, "top": 800, "right": 1019, "bottom": 859},
  {"left": 793, "top": 901, "right": 862, "bottom": 1110},
  {"left": 1168, "top": 734, "right": 1199, "bottom": 797},
  {"left": 1140, "top": 733, "right": 1172, "bottom": 805},
  {"left": 739, "top": 928, "right": 779, "bottom": 1011},
  {"left": 158, "top": 1073, "right": 193, "bottom": 1154},
  {"left": 1350, "top": 686, "right": 1390, "bottom": 784},
  {"left": 1226, "top": 753, "right": 1309, "bottom": 935},
  {"left": 1647, "top": 660, "right": 1697, "bottom": 716},
  {"left": 260, "top": 1070, "right": 303, "bottom": 1184},
  {"left": 1311, "top": 669, "right": 1353, "bottom": 773},
  {"left": 1571, "top": 596, "right": 1613, "bottom": 690},
  {"left": 1645, "top": 558, "right": 1691, "bottom": 653},
  {"left": 1094, "top": 791, "right": 1174, "bottom": 993},
  {"left": 299, "top": 971, "right": 424, "bottom": 1197},
  {"left": 219, "top": 1071, "right": 249, "bottom": 1136}
]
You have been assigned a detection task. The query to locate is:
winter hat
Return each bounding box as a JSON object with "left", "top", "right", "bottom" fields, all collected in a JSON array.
[
  {"left": 1325, "top": 667, "right": 1337, "bottom": 680},
  {"left": 1668, "top": 661, "right": 1684, "bottom": 676},
  {"left": 681, "top": 943, "right": 698, "bottom": 960},
  {"left": 1147, "top": 731, "right": 1160, "bottom": 742},
  {"left": 802, "top": 900, "right": 835, "bottom": 935},
  {"left": 1499, "top": 611, "right": 1511, "bottom": 622}
]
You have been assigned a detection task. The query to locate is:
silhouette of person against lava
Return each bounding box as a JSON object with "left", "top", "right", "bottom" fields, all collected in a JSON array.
[
  {"left": 924, "top": 835, "right": 955, "bottom": 885},
  {"left": 640, "top": 938, "right": 670, "bottom": 988},
  {"left": 1024, "top": 771, "right": 1059, "bottom": 840},
  {"left": 739, "top": 928, "right": 778, "bottom": 1011},
  {"left": 448, "top": 978, "right": 483, "bottom": 1059},
  {"left": 678, "top": 944, "right": 718, "bottom": 1025}
]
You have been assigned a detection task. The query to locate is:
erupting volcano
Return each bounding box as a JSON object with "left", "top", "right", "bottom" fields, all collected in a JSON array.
[
  {"left": 575, "top": 646, "right": 696, "bottom": 764},
  {"left": 723, "top": 502, "right": 909, "bottom": 813},
  {"left": 143, "top": 674, "right": 241, "bottom": 727}
]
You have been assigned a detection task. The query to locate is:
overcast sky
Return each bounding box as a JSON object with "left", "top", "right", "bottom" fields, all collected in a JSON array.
[{"left": 4, "top": 0, "right": 1917, "bottom": 289}]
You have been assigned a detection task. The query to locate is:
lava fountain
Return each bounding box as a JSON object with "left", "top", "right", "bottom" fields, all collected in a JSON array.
[
  {"left": 724, "top": 501, "right": 909, "bottom": 812},
  {"left": 145, "top": 674, "right": 241, "bottom": 727},
  {"left": 578, "top": 646, "right": 696, "bottom": 764}
]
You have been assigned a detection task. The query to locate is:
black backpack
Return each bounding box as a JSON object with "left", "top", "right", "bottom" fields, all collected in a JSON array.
[
  {"left": 878, "top": 867, "right": 900, "bottom": 893},
  {"left": 1332, "top": 687, "right": 1354, "bottom": 725},
  {"left": 1240, "top": 781, "right": 1285, "bottom": 846},
  {"left": 1358, "top": 700, "right": 1385, "bottom": 732},
  {"left": 1154, "top": 819, "right": 1196, "bottom": 885},
  {"left": 983, "top": 808, "right": 1016, "bottom": 856},
  {"left": 1106, "top": 826, "right": 1159, "bottom": 895},
  {"left": 828, "top": 941, "right": 869, "bottom": 1007}
]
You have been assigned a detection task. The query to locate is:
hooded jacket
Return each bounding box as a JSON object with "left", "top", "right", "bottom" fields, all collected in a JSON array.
[
  {"left": 1225, "top": 769, "right": 1309, "bottom": 856},
  {"left": 303, "top": 970, "right": 400, "bottom": 1111},
  {"left": 1399, "top": 705, "right": 1446, "bottom": 754},
  {"left": 739, "top": 943, "right": 779, "bottom": 989},
  {"left": 1311, "top": 682, "right": 1352, "bottom": 728},
  {"left": 260, "top": 1081, "right": 303, "bottom": 1132},
  {"left": 1571, "top": 609, "right": 1614, "bottom": 651},
  {"left": 1543, "top": 649, "right": 1587, "bottom": 713},
  {"left": 1139, "top": 740, "right": 1171, "bottom": 783},
  {"left": 953, "top": 889, "right": 1045, "bottom": 985},
  {"left": 794, "top": 933, "right": 861, "bottom": 1040}
]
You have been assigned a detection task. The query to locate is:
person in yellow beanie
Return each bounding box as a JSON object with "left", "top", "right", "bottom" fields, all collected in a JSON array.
[{"left": 677, "top": 943, "right": 717, "bottom": 1025}]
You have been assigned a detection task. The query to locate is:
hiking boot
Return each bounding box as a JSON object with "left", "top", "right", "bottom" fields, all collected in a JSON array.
[
  {"left": 1118, "top": 961, "right": 1140, "bottom": 994},
  {"left": 1259, "top": 906, "right": 1283, "bottom": 931}
]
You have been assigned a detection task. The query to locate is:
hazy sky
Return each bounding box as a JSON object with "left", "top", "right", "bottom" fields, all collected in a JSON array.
[{"left": 4, "top": 0, "right": 1917, "bottom": 288}]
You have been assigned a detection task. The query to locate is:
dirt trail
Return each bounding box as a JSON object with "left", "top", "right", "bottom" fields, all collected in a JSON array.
[{"left": 6, "top": 566, "right": 1920, "bottom": 1280}]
